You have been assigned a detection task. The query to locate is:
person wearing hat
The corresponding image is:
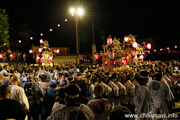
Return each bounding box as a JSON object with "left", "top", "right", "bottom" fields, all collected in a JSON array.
[
  {"left": 47, "top": 83, "right": 94, "bottom": 120},
  {"left": 134, "top": 70, "right": 153, "bottom": 119},
  {"left": 148, "top": 71, "right": 174, "bottom": 119}
]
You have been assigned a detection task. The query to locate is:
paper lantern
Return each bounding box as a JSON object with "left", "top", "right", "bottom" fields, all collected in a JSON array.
[
  {"left": 107, "top": 37, "right": 113, "bottom": 46},
  {"left": 29, "top": 49, "right": 33, "bottom": 54},
  {"left": 56, "top": 49, "right": 59, "bottom": 53},
  {"left": 124, "top": 36, "right": 129, "bottom": 42},
  {"left": 132, "top": 42, "right": 138, "bottom": 48},
  {"left": 40, "top": 39, "right": 43, "bottom": 44},
  {"left": 147, "top": 43, "right": 151, "bottom": 49},
  {"left": 38, "top": 48, "right": 42, "bottom": 52},
  {"left": 94, "top": 52, "right": 100, "bottom": 59}
]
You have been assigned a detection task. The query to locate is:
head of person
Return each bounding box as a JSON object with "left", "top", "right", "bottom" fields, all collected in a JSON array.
[
  {"left": 111, "top": 73, "right": 118, "bottom": 82},
  {"left": 39, "top": 74, "right": 48, "bottom": 82},
  {"left": 49, "top": 80, "right": 57, "bottom": 88},
  {"left": 137, "top": 70, "right": 149, "bottom": 86},
  {"left": 155, "top": 71, "right": 163, "bottom": 81},
  {"left": 27, "top": 74, "right": 34, "bottom": 82},
  {"left": 64, "top": 83, "right": 80, "bottom": 106},
  {"left": 11, "top": 75, "right": 20, "bottom": 86},
  {"left": 3, "top": 65, "right": 8, "bottom": 70},
  {"left": 108, "top": 106, "right": 132, "bottom": 120},
  {"left": 0, "top": 85, "right": 11, "bottom": 100},
  {"left": 93, "top": 82, "right": 104, "bottom": 98}
]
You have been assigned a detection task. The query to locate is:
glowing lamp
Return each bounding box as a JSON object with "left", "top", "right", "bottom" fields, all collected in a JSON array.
[
  {"left": 56, "top": 49, "right": 59, "bottom": 53},
  {"left": 19, "top": 40, "right": 21, "bottom": 43},
  {"left": 140, "top": 55, "right": 144, "bottom": 59},
  {"left": 0, "top": 54, "right": 2, "bottom": 58},
  {"left": 132, "top": 42, "right": 138, "bottom": 48},
  {"left": 50, "top": 28, "right": 52, "bottom": 31},
  {"left": 122, "top": 59, "right": 127, "bottom": 64},
  {"left": 30, "top": 37, "right": 33, "bottom": 40},
  {"left": 154, "top": 49, "right": 156, "bottom": 52},
  {"left": 160, "top": 48, "right": 162, "bottom": 51},
  {"left": 49, "top": 57, "right": 53, "bottom": 60},
  {"left": 10, "top": 54, "right": 13, "bottom": 57},
  {"left": 107, "top": 37, "right": 113, "bottom": 46},
  {"left": 40, "top": 39, "right": 43, "bottom": 44},
  {"left": 40, "top": 33, "right": 43, "bottom": 36},
  {"left": 147, "top": 43, "right": 151, "bottom": 49},
  {"left": 113, "top": 60, "right": 116, "bottom": 65},
  {"left": 77, "top": 8, "right": 84, "bottom": 16},
  {"left": 175, "top": 46, "right": 177, "bottom": 48},
  {"left": 37, "top": 56, "right": 40, "bottom": 60},
  {"left": 29, "top": 49, "right": 33, "bottom": 54},
  {"left": 38, "top": 48, "right": 42, "bottom": 52},
  {"left": 94, "top": 52, "right": 100, "bottom": 59},
  {"left": 57, "top": 24, "right": 60, "bottom": 27},
  {"left": 65, "top": 19, "right": 67, "bottom": 22},
  {"left": 167, "top": 47, "right": 169, "bottom": 50},
  {"left": 4, "top": 43, "right": 6, "bottom": 46},
  {"left": 124, "top": 36, "right": 129, "bottom": 42}
]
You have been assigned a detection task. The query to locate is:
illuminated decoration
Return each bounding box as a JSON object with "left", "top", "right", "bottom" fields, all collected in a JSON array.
[
  {"left": 146, "top": 43, "right": 151, "bottom": 49},
  {"left": 175, "top": 46, "right": 177, "bottom": 48},
  {"left": 38, "top": 48, "right": 42, "bottom": 52},
  {"left": 50, "top": 28, "right": 52, "bottom": 31},
  {"left": 132, "top": 42, "right": 138, "bottom": 48},
  {"left": 65, "top": 19, "right": 67, "bottom": 22},
  {"left": 167, "top": 47, "right": 169, "bottom": 50},
  {"left": 77, "top": 8, "right": 84, "bottom": 16},
  {"left": 37, "top": 56, "right": 40, "bottom": 59},
  {"left": 19, "top": 40, "right": 21, "bottom": 43},
  {"left": 107, "top": 36, "right": 113, "bottom": 46},
  {"left": 124, "top": 36, "right": 129, "bottom": 42},
  {"left": 122, "top": 59, "right": 127, "bottom": 64},
  {"left": 0, "top": 54, "right": 2, "bottom": 58},
  {"left": 10, "top": 54, "right": 13, "bottom": 57},
  {"left": 131, "top": 50, "right": 136, "bottom": 58},
  {"left": 30, "top": 37, "right": 33, "bottom": 40},
  {"left": 139, "top": 55, "right": 144, "bottom": 59},
  {"left": 113, "top": 60, "right": 116, "bottom": 65},
  {"left": 49, "top": 57, "right": 53, "bottom": 60},
  {"left": 70, "top": 8, "right": 75, "bottom": 14},
  {"left": 160, "top": 48, "right": 162, "bottom": 51},
  {"left": 40, "top": 39, "right": 43, "bottom": 44},
  {"left": 154, "top": 49, "right": 156, "bottom": 52},
  {"left": 40, "top": 33, "right": 43, "bottom": 36},
  {"left": 29, "top": 49, "right": 33, "bottom": 54},
  {"left": 94, "top": 52, "right": 100, "bottom": 59},
  {"left": 4, "top": 43, "right": 6, "bottom": 46},
  {"left": 108, "top": 51, "right": 114, "bottom": 59},
  {"left": 56, "top": 49, "right": 59, "bottom": 53},
  {"left": 57, "top": 24, "right": 60, "bottom": 27}
]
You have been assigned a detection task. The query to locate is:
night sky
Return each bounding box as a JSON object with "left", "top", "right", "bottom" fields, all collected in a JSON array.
[{"left": 1, "top": 0, "right": 180, "bottom": 54}]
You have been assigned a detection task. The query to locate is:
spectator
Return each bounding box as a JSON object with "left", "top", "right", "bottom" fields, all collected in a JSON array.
[
  {"left": 0, "top": 85, "right": 27, "bottom": 120},
  {"left": 47, "top": 83, "right": 94, "bottom": 120},
  {"left": 87, "top": 82, "right": 111, "bottom": 120}
]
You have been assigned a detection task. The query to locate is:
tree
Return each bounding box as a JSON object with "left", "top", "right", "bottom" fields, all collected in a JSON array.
[
  {"left": 0, "top": 9, "right": 10, "bottom": 48},
  {"left": 10, "top": 24, "right": 34, "bottom": 52}
]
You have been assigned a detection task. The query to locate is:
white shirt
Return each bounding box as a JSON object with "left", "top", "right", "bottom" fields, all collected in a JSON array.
[
  {"left": 0, "top": 69, "right": 10, "bottom": 76},
  {"left": 10, "top": 85, "right": 29, "bottom": 110}
]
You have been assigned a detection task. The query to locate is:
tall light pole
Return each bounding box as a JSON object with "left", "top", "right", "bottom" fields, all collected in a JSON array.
[{"left": 70, "top": 8, "right": 84, "bottom": 64}]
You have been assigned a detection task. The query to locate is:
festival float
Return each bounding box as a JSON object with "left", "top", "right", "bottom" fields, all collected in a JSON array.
[
  {"left": 94, "top": 34, "right": 151, "bottom": 71},
  {"left": 30, "top": 40, "right": 59, "bottom": 67}
]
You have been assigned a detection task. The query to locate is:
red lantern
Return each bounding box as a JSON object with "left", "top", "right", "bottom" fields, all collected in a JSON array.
[
  {"left": 122, "top": 59, "right": 127, "bottom": 64},
  {"left": 131, "top": 50, "right": 136, "bottom": 58},
  {"left": 94, "top": 52, "right": 100, "bottom": 59},
  {"left": 108, "top": 51, "right": 114, "bottom": 59},
  {"left": 107, "top": 37, "right": 113, "bottom": 46}
]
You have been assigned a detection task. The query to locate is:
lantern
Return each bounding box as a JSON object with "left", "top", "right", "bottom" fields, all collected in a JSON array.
[
  {"left": 10, "top": 54, "right": 13, "bottom": 57},
  {"left": 57, "top": 24, "right": 60, "bottom": 27},
  {"left": 40, "top": 39, "right": 43, "bottom": 44},
  {"left": 132, "top": 42, "right": 138, "bottom": 48},
  {"left": 94, "top": 52, "right": 100, "bottom": 59},
  {"left": 147, "top": 43, "right": 151, "bottom": 49},
  {"left": 113, "top": 60, "right": 116, "bottom": 65},
  {"left": 40, "top": 33, "right": 43, "bottom": 36},
  {"left": 139, "top": 55, "right": 144, "bottom": 59},
  {"left": 131, "top": 50, "right": 136, "bottom": 58},
  {"left": 124, "top": 36, "right": 129, "bottom": 42},
  {"left": 29, "top": 49, "right": 33, "bottom": 54},
  {"left": 19, "top": 40, "right": 21, "bottom": 43},
  {"left": 56, "top": 49, "right": 59, "bottom": 53},
  {"left": 49, "top": 57, "right": 53, "bottom": 60},
  {"left": 122, "top": 59, "right": 127, "bottom": 64},
  {"left": 108, "top": 51, "right": 114, "bottom": 59},
  {"left": 38, "top": 48, "right": 42, "bottom": 52},
  {"left": 30, "top": 37, "right": 33, "bottom": 40},
  {"left": 0, "top": 54, "right": 2, "bottom": 58},
  {"left": 107, "top": 37, "right": 113, "bottom": 46},
  {"left": 50, "top": 28, "right": 52, "bottom": 31}
]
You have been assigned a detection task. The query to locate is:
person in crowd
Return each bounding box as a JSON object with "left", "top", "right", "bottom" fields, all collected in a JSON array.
[
  {"left": 0, "top": 85, "right": 27, "bottom": 120},
  {"left": 108, "top": 105, "right": 132, "bottom": 120},
  {"left": 47, "top": 83, "right": 94, "bottom": 120},
  {"left": 87, "top": 82, "right": 111, "bottom": 120},
  {"left": 148, "top": 71, "right": 174, "bottom": 119},
  {"left": 24, "top": 74, "right": 43, "bottom": 120},
  {"left": 134, "top": 70, "right": 153, "bottom": 118},
  {"left": 10, "top": 75, "right": 29, "bottom": 111},
  {"left": 51, "top": 87, "right": 66, "bottom": 113},
  {"left": 0, "top": 65, "right": 10, "bottom": 76}
]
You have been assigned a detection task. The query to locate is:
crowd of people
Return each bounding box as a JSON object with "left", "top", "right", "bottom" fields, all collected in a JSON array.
[{"left": 0, "top": 60, "right": 180, "bottom": 120}]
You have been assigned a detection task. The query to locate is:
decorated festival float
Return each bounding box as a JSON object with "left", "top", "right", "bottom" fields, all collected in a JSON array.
[
  {"left": 30, "top": 40, "right": 59, "bottom": 67},
  {"left": 94, "top": 34, "right": 151, "bottom": 71}
]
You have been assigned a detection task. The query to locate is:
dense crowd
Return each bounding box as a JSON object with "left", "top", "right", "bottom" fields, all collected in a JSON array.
[{"left": 0, "top": 60, "right": 180, "bottom": 120}]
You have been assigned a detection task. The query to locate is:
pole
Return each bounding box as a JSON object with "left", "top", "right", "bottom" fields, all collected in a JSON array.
[
  {"left": 92, "top": 20, "right": 96, "bottom": 64},
  {"left": 75, "top": 16, "right": 80, "bottom": 64}
]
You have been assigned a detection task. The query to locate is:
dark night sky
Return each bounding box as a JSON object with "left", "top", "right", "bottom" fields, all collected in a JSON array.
[{"left": 0, "top": 0, "right": 180, "bottom": 54}]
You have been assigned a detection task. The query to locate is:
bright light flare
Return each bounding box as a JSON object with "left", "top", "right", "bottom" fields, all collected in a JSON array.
[
  {"left": 140, "top": 55, "right": 144, "bottom": 59},
  {"left": 160, "top": 48, "right": 162, "bottom": 51},
  {"left": 30, "top": 37, "right": 33, "bottom": 40},
  {"left": 175, "top": 46, "right": 177, "bottom": 48},
  {"left": 147, "top": 43, "right": 151, "bottom": 49},
  {"left": 56, "top": 49, "right": 59, "bottom": 53},
  {"left": 124, "top": 36, "right": 129, "bottom": 42},
  {"left": 154, "top": 49, "right": 156, "bottom": 52},
  {"left": 40, "top": 33, "right": 43, "bottom": 36},
  {"left": 70, "top": 8, "right": 75, "bottom": 14},
  {"left": 19, "top": 40, "right": 21, "bottom": 43},
  {"left": 57, "top": 24, "right": 60, "bottom": 27},
  {"left": 40, "top": 39, "right": 43, "bottom": 44},
  {"left": 77, "top": 8, "right": 84, "bottom": 16},
  {"left": 29, "top": 49, "right": 33, "bottom": 54},
  {"left": 50, "top": 28, "right": 52, "bottom": 31},
  {"left": 167, "top": 47, "right": 169, "bottom": 50},
  {"left": 38, "top": 48, "right": 42, "bottom": 52}
]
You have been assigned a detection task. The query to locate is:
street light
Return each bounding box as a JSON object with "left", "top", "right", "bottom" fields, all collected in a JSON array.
[{"left": 70, "top": 7, "right": 84, "bottom": 64}]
